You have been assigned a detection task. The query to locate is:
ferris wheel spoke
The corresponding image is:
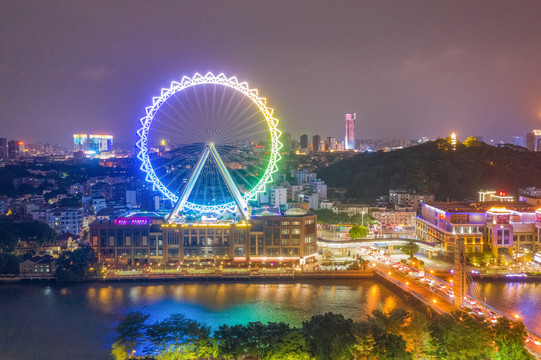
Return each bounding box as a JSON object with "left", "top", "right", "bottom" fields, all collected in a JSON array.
[
  {"left": 137, "top": 73, "right": 281, "bottom": 218},
  {"left": 169, "top": 89, "right": 207, "bottom": 142}
]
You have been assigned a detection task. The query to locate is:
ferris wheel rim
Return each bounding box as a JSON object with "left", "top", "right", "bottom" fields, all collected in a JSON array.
[{"left": 136, "top": 72, "right": 282, "bottom": 212}]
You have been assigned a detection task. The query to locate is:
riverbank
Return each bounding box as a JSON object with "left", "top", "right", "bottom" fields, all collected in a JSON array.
[{"left": 4, "top": 268, "right": 541, "bottom": 284}]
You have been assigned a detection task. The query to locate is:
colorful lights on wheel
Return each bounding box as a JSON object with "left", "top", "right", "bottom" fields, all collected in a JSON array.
[{"left": 136, "top": 72, "right": 282, "bottom": 213}]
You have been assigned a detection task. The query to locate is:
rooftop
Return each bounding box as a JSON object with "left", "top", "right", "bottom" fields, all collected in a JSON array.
[{"left": 424, "top": 201, "right": 538, "bottom": 213}]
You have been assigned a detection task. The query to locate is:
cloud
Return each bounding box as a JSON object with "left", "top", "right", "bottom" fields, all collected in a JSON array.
[{"left": 78, "top": 65, "right": 113, "bottom": 81}]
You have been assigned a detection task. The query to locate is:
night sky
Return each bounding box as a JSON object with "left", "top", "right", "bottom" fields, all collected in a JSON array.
[{"left": 1, "top": 1, "right": 541, "bottom": 147}]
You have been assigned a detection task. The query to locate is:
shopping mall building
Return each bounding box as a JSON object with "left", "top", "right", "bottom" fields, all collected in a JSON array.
[
  {"left": 415, "top": 202, "right": 541, "bottom": 260},
  {"left": 89, "top": 207, "right": 317, "bottom": 266}
]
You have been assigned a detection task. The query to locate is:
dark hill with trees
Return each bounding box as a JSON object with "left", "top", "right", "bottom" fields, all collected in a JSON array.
[{"left": 317, "top": 139, "right": 541, "bottom": 202}]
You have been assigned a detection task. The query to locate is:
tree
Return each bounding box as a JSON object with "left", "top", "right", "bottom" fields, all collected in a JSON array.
[
  {"left": 349, "top": 225, "right": 369, "bottom": 239},
  {"left": 111, "top": 341, "right": 129, "bottom": 360},
  {"left": 0, "top": 253, "right": 19, "bottom": 274},
  {"left": 54, "top": 245, "right": 98, "bottom": 282},
  {"left": 429, "top": 313, "right": 491, "bottom": 360},
  {"left": 163, "top": 313, "right": 210, "bottom": 346},
  {"left": 264, "top": 330, "right": 311, "bottom": 360},
  {"left": 463, "top": 136, "right": 481, "bottom": 147},
  {"left": 402, "top": 240, "right": 419, "bottom": 259},
  {"left": 115, "top": 312, "right": 150, "bottom": 356},
  {"left": 349, "top": 334, "right": 376, "bottom": 360},
  {"left": 302, "top": 312, "right": 357, "bottom": 360},
  {"left": 0, "top": 217, "right": 55, "bottom": 254},
  {"left": 491, "top": 318, "right": 533, "bottom": 360},
  {"left": 0, "top": 218, "right": 18, "bottom": 252},
  {"left": 18, "top": 220, "right": 56, "bottom": 255},
  {"left": 400, "top": 314, "right": 434, "bottom": 360},
  {"left": 146, "top": 320, "right": 174, "bottom": 352},
  {"left": 523, "top": 252, "right": 533, "bottom": 263},
  {"left": 369, "top": 308, "right": 410, "bottom": 334},
  {"left": 215, "top": 321, "right": 293, "bottom": 359}
]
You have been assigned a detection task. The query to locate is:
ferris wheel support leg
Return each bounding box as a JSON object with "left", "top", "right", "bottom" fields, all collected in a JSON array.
[
  {"left": 207, "top": 143, "right": 250, "bottom": 222},
  {"left": 167, "top": 147, "right": 211, "bottom": 223}
]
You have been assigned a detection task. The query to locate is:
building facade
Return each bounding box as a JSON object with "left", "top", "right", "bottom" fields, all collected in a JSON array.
[
  {"left": 90, "top": 209, "right": 318, "bottom": 266},
  {"left": 345, "top": 113, "right": 355, "bottom": 150},
  {"left": 46, "top": 207, "right": 83, "bottom": 235},
  {"left": 416, "top": 202, "right": 540, "bottom": 259}
]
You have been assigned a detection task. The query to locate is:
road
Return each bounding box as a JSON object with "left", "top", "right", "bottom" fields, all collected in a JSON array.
[{"left": 359, "top": 248, "right": 541, "bottom": 358}]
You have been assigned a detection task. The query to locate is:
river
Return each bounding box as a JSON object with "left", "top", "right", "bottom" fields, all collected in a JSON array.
[
  {"left": 0, "top": 279, "right": 539, "bottom": 360},
  {"left": 0, "top": 279, "right": 414, "bottom": 360}
]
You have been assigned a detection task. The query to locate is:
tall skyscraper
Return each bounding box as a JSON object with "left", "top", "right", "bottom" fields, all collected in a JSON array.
[
  {"left": 0, "top": 138, "right": 7, "bottom": 160},
  {"left": 326, "top": 137, "right": 336, "bottom": 151},
  {"left": 73, "top": 134, "right": 88, "bottom": 152},
  {"left": 73, "top": 134, "right": 113, "bottom": 154},
  {"left": 513, "top": 135, "right": 524, "bottom": 147},
  {"left": 7, "top": 140, "right": 20, "bottom": 159},
  {"left": 312, "top": 135, "right": 321, "bottom": 153},
  {"left": 345, "top": 113, "right": 355, "bottom": 150},
  {"left": 526, "top": 130, "right": 541, "bottom": 151},
  {"left": 300, "top": 134, "right": 308, "bottom": 149}
]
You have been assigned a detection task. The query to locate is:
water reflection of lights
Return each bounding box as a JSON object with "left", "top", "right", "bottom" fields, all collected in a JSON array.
[
  {"left": 383, "top": 296, "right": 397, "bottom": 313},
  {"left": 80, "top": 281, "right": 414, "bottom": 327}
]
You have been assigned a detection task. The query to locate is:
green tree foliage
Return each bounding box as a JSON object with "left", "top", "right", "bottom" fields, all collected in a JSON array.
[
  {"left": 369, "top": 308, "right": 410, "bottom": 334},
  {"left": 463, "top": 136, "right": 481, "bottom": 147},
  {"left": 115, "top": 312, "right": 151, "bottom": 355},
  {"left": 215, "top": 321, "right": 293, "bottom": 359},
  {"left": 402, "top": 240, "right": 419, "bottom": 259},
  {"left": 317, "top": 139, "right": 541, "bottom": 202},
  {"left": 302, "top": 312, "right": 357, "bottom": 360},
  {"left": 467, "top": 251, "right": 495, "bottom": 266},
  {"left": 147, "top": 321, "right": 174, "bottom": 352},
  {"left": 0, "top": 217, "right": 56, "bottom": 254},
  {"left": 54, "top": 245, "right": 97, "bottom": 282},
  {"left": 349, "top": 225, "right": 369, "bottom": 239},
  {"left": 491, "top": 318, "right": 533, "bottom": 360},
  {"left": 110, "top": 310, "right": 533, "bottom": 360},
  {"left": 0, "top": 253, "right": 19, "bottom": 274},
  {"left": 263, "top": 330, "right": 311, "bottom": 360},
  {"left": 400, "top": 314, "right": 434, "bottom": 360},
  {"left": 0, "top": 218, "right": 18, "bottom": 252},
  {"left": 429, "top": 313, "right": 492, "bottom": 359},
  {"left": 313, "top": 209, "right": 374, "bottom": 226}
]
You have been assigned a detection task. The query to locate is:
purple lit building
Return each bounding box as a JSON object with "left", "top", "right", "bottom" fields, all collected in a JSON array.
[
  {"left": 345, "top": 113, "right": 355, "bottom": 150},
  {"left": 416, "top": 202, "right": 541, "bottom": 260}
]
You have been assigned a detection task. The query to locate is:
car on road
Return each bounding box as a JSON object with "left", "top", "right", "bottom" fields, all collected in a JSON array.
[
  {"left": 473, "top": 307, "right": 484, "bottom": 316},
  {"left": 464, "top": 297, "right": 476, "bottom": 306}
]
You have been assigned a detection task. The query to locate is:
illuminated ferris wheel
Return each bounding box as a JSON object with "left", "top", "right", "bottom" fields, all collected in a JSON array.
[{"left": 136, "top": 73, "right": 282, "bottom": 222}]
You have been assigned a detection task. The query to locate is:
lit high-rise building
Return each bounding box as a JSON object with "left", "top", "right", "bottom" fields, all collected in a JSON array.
[
  {"left": 7, "top": 140, "right": 22, "bottom": 159},
  {"left": 326, "top": 137, "right": 336, "bottom": 151},
  {"left": 526, "top": 130, "right": 541, "bottom": 151},
  {"left": 300, "top": 134, "right": 308, "bottom": 149},
  {"left": 73, "top": 134, "right": 88, "bottom": 152},
  {"left": 73, "top": 134, "right": 113, "bottom": 154},
  {"left": 0, "top": 138, "right": 7, "bottom": 160},
  {"left": 89, "top": 135, "right": 113, "bottom": 153},
  {"left": 513, "top": 136, "right": 524, "bottom": 147},
  {"left": 345, "top": 113, "right": 355, "bottom": 150},
  {"left": 312, "top": 135, "right": 321, "bottom": 153}
]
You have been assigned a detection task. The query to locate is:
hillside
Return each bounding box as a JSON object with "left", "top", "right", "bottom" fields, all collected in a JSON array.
[{"left": 317, "top": 139, "right": 541, "bottom": 202}]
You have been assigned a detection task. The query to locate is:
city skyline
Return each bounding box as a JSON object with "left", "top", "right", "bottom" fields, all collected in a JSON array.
[{"left": 2, "top": 1, "right": 541, "bottom": 147}]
